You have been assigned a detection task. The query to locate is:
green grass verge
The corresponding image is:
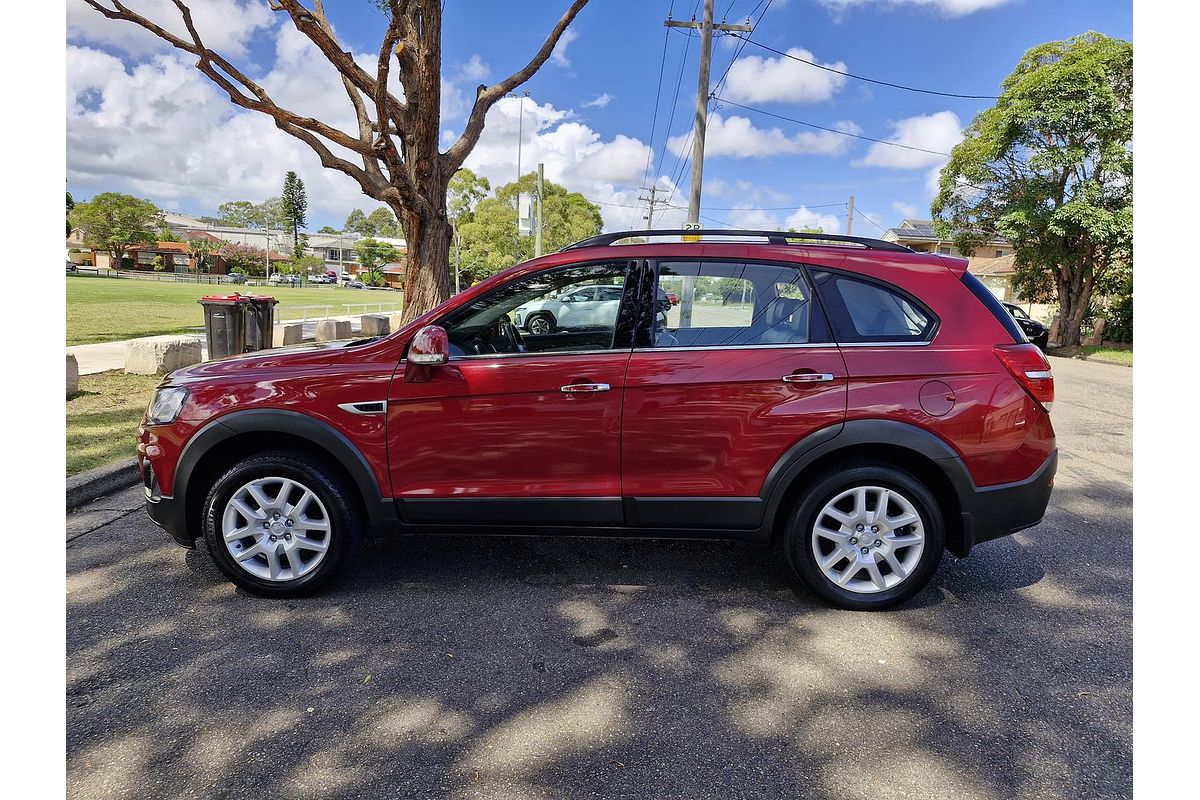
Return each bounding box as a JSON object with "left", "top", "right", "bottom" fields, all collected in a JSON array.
[
  {"left": 1078, "top": 345, "right": 1133, "bottom": 365},
  {"left": 66, "top": 274, "right": 400, "bottom": 345},
  {"left": 66, "top": 371, "right": 162, "bottom": 476}
]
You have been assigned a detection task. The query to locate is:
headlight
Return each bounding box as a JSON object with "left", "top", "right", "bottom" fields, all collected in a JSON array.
[{"left": 146, "top": 387, "right": 189, "bottom": 425}]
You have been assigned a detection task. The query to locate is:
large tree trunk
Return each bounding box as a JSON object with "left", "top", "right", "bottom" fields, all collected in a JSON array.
[
  {"left": 399, "top": 210, "right": 453, "bottom": 324},
  {"left": 1055, "top": 269, "right": 1093, "bottom": 348}
]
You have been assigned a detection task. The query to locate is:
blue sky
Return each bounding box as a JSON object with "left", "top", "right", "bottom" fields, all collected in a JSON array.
[{"left": 66, "top": 0, "right": 1132, "bottom": 236}]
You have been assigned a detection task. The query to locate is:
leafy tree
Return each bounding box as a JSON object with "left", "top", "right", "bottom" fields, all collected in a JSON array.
[
  {"left": 448, "top": 168, "right": 491, "bottom": 223},
  {"left": 280, "top": 254, "right": 326, "bottom": 277},
  {"left": 157, "top": 227, "right": 182, "bottom": 242},
  {"left": 219, "top": 242, "right": 271, "bottom": 276},
  {"left": 318, "top": 225, "right": 340, "bottom": 234},
  {"left": 281, "top": 170, "right": 308, "bottom": 257},
  {"left": 357, "top": 237, "right": 400, "bottom": 286},
  {"left": 186, "top": 235, "right": 223, "bottom": 272},
  {"left": 152, "top": 255, "right": 166, "bottom": 272},
  {"left": 217, "top": 200, "right": 258, "bottom": 228},
  {"left": 83, "top": 0, "right": 589, "bottom": 322},
  {"left": 932, "top": 31, "right": 1132, "bottom": 348},
  {"left": 68, "top": 192, "right": 163, "bottom": 269},
  {"left": 344, "top": 209, "right": 369, "bottom": 236},
  {"left": 456, "top": 173, "right": 602, "bottom": 282},
  {"left": 253, "top": 197, "right": 289, "bottom": 231},
  {"left": 66, "top": 192, "right": 75, "bottom": 236},
  {"left": 366, "top": 207, "right": 399, "bottom": 238}
]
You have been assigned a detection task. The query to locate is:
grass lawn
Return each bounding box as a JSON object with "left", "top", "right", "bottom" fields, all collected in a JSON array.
[
  {"left": 66, "top": 274, "right": 401, "bottom": 345},
  {"left": 67, "top": 370, "right": 162, "bottom": 476},
  {"left": 1079, "top": 345, "right": 1133, "bottom": 365}
]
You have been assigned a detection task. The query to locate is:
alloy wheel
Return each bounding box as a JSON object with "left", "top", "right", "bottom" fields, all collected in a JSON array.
[
  {"left": 221, "top": 476, "right": 332, "bottom": 582},
  {"left": 810, "top": 485, "right": 926, "bottom": 594}
]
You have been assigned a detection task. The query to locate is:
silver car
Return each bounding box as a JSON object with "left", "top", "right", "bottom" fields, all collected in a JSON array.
[{"left": 512, "top": 284, "right": 624, "bottom": 334}]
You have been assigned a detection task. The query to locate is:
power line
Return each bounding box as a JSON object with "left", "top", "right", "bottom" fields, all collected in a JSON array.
[
  {"left": 728, "top": 33, "right": 1001, "bottom": 100},
  {"left": 658, "top": 27, "right": 696, "bottom": 197},
  {"left": 641, "top": 25, "right": 672, "bottom": 188},
  {"left": 711, "top": 95, "right": 952, "bottom": 157}
]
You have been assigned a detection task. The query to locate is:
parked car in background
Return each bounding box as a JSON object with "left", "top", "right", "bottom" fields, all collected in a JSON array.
[
  {"left": 346, "top": 280, "right": 366, "bottom": 289},
  {"left": 512, "top": 283, "right": 625, "bottom": 334},
  {"left": 66, "top": 260, "right": 77, "bottom": 273},
  {"left": 139, "top": 228, "right": 1056, "bottom": 611},
  {"left": 269, "top": 274, "right": 302, "bottom": 287},
  {"left": 226, "top": 272, "right": 247, "bottom": 284},
  {"left": 1004, "top": 302, "right": 1049, "bottom": 350}
]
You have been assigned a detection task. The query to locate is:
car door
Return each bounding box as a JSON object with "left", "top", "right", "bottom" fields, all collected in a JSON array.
[
  {"left": 386, "top": 260, "right": 640, "bottom": 526},
  {"left": 620, "top": 258, "right": 848, "bottom": 530}
]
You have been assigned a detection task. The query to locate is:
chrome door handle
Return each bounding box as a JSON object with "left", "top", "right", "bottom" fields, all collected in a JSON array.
[
  {"left": 782, "top": 373, "right": 834, "bottom": 383},
  {"left": 561, "top": 382, "right": 611, "bottom": 393}
]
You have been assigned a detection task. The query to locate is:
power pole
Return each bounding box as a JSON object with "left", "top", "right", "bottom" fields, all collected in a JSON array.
[
  {"left": 847, "top": 195, "right": 856, "bottom": 236},
  {"left": 535, "top": 162, "right": 545, "bottom": 257},
  {"left": 638, "top": 186, "right": 666, "bottom": 229},
  {"left": 666, "top": 1, "right": 751, "bottom": 325}
]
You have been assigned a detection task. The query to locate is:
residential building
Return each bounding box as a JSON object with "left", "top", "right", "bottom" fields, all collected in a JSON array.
[{"left": 882, "top": 219, "right": 1019, "bottom": 300}]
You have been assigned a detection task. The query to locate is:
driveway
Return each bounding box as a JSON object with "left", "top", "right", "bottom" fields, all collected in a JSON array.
[{"left": 66, "top": 356, "right": 1132, "bottom": 800}]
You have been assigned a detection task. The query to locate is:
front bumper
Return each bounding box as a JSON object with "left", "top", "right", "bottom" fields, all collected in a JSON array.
[
  {"left": 957, "top": 449, "right": 1058, "bottom": 555},
  {"left": 140, "top": 456, "right": 195, "bottom": 548}
]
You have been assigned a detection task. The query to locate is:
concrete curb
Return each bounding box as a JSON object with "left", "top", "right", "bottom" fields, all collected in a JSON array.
[{"left": 67, "top": 457, "right": 140, "bottom": 510}]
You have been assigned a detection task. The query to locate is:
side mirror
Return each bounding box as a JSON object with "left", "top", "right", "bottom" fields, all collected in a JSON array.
[{"left": 408, "top": 324, "right": 449, "bottom": 366}]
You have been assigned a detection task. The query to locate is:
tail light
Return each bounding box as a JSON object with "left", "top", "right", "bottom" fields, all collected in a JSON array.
[{"left": 994, "top": 343, "right": 1054, "bottom": 412}]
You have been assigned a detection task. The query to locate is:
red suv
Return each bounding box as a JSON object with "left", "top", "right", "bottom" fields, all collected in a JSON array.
[{"left": 138, "top": 230, "right": 1056, "bottom": 610}]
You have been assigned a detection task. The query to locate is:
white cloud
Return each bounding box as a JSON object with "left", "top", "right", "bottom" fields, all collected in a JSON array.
[
  {"left": 582, "top": 93, "right": 613, "bottom": 108},
  {"left": 853, "top": 111, "right": 962, "bottom": 169},
  {"left": 819, "top": 0, "right": 1015, "bottom": 17},
  {"left": 668, "top": 113, "right": 862, "bottom": 159},
  {"left": 460, "top": 54, "right": 490, "bottom": 82},
  {"left": 892, "top": 201, "right": 919, "bottom": 218},
  {"left": 446, "top": 96, "right": 660, "bottom": 230},
  {"left": 721, "top": 47, "right": 848, "bottom": 104},
  {"left": 66, "top": 0, "right": 274, "bottom": 59},
  {"left": 722, "top": 204, "right": 843, "bottom": 233},
  {"left": 706, "top": 179, "right": 790, "bottom": 205},
  {"left": 550, "top": 28, "right": 578, "bottom": 67}
]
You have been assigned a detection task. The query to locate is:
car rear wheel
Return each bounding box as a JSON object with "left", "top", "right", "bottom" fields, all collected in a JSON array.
[
  {"left": 785, "top": 464, "right": 944, "bottom": 610},
  {"left": 202, "top": 450, "right": 362, "bottom": 597},
  {"left": 526, "top": 313, "right": 555, "bottom": 335}
]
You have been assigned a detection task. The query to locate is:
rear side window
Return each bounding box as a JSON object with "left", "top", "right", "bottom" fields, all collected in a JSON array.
[
  {"left": 961, "top": 272, "right": 1026, "bottom": 343},
  {"left": 812, "top": 270, "right": 935, "bottom": 343}
]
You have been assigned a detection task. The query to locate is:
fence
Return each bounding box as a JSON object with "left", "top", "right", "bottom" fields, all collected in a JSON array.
[{"left": 277, "top": 302, "right": 401, "bottom": 322}]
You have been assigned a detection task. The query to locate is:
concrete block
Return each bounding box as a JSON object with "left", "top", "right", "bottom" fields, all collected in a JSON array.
[
  {"left": 315, "top": 319, "right": 353, "bottom": 342},
  {"left": 67, "top": 354, "right": 79, "bottom": 398},
  {"left": 360, "top": 314, "right": 390, "bottom": 336},
  {"left": 388, "top": 312, "right": 405, "bottom": 331},
  {"left": 273, "top": 323, "right": 303, "bottom": 347},
  {"left": 124, "top": 336, "right": 202, "bottom": 375}
]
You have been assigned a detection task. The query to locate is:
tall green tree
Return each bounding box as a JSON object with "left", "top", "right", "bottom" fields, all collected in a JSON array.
[
  {"left": 318, "top": 225, "right": 340, "bottom": 234},
  {"left": 456, "top": 173, "right": 602, "bottom": 282},
  {"left": 447, "top": 169, "right": 491, "bottom": 223},
  {"left": 186, "top": 235, "right": 223, "bottom": 272},
  {"left": 253, "top": 197, "right": 289, "bottom": 232},
  {"left": 357, "top": 237, "right": 400, "bottom": 286},
  {"left": 281, "top": 171, "right": 309, "bottom": 257},
  {"left": 344, "top": 209, "right": 369, "bottom": 237},
  {"left": 366, "top": 207, "right": 399, "bottom": 237},
  {"left": 68, "top": 192, "right": 164, "bottom": 269},
  {"left": 932, "top": 31, "right": 1132, "bottom": 348},
  {"left": 216, "top": 200, "right": 258, "bottom": 228},
  {"left": 66, "top": 192, "right": 75, "bottom": 236}
]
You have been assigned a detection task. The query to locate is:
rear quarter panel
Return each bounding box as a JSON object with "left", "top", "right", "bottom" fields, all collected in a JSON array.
[{"left": 833, "top": 253, "right": 1055, "bottom": 487}]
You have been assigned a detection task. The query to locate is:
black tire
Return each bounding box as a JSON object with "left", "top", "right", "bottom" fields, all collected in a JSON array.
[
  {"left": 202, "top": 450, "right": 363, "bottom": 598},
  {"left": 525, "top": 312, "right": 556, "bottom": 335},
  {"left": 784, "top": 463, "right": 944, "bottom": 611}
]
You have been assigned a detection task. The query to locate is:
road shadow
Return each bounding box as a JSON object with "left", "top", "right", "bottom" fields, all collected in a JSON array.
[{"left": 67, "top": 476, "right": 1130, "bottom": 800}]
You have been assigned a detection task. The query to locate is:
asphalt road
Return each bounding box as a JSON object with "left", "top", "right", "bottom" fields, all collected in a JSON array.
[{"left": 66, "top": 356, "right": 1132, "bottom": 800}]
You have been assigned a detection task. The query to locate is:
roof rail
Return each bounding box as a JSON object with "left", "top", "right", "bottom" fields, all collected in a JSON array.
[{"left": 559, "top": 228, "right": 914, "bottom": 253}]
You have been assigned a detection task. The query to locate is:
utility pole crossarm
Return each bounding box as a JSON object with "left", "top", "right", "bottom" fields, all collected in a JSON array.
[{"left": 664, "top": 20, "right": 752, "bottom": 32}]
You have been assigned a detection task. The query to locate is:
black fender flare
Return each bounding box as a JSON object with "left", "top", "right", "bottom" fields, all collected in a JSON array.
[
  {"left": 172, "top": 409, "right": 395, "bottom": 537},
  {"left": 759, "top": 419, "right": 977, "bottom": 555}
]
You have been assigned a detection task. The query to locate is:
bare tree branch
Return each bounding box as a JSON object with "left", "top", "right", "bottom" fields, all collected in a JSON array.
[{"left": 441, "top": 0, "right": 589, "bottom": 174}]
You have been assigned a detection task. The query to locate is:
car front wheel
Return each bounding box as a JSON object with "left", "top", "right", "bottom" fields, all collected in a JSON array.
[
  {"left": 785, "top": 464, "right": 944, "bottom": 610},
  {"left": 526, "top": 313, "right": 555, "bottom": 335},
  {"left": 202, "top": 450, "right": 362, "bottom": 597}
]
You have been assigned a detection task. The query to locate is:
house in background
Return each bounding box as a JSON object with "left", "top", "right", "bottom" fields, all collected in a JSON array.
[{"left": 882, "top": 219, "right": 1022, "bottom": 301}]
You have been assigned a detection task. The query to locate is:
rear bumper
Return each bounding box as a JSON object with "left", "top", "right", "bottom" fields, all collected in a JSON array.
[{"left": 956, "top": 449, "right": 1057, "bottom": 556}]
